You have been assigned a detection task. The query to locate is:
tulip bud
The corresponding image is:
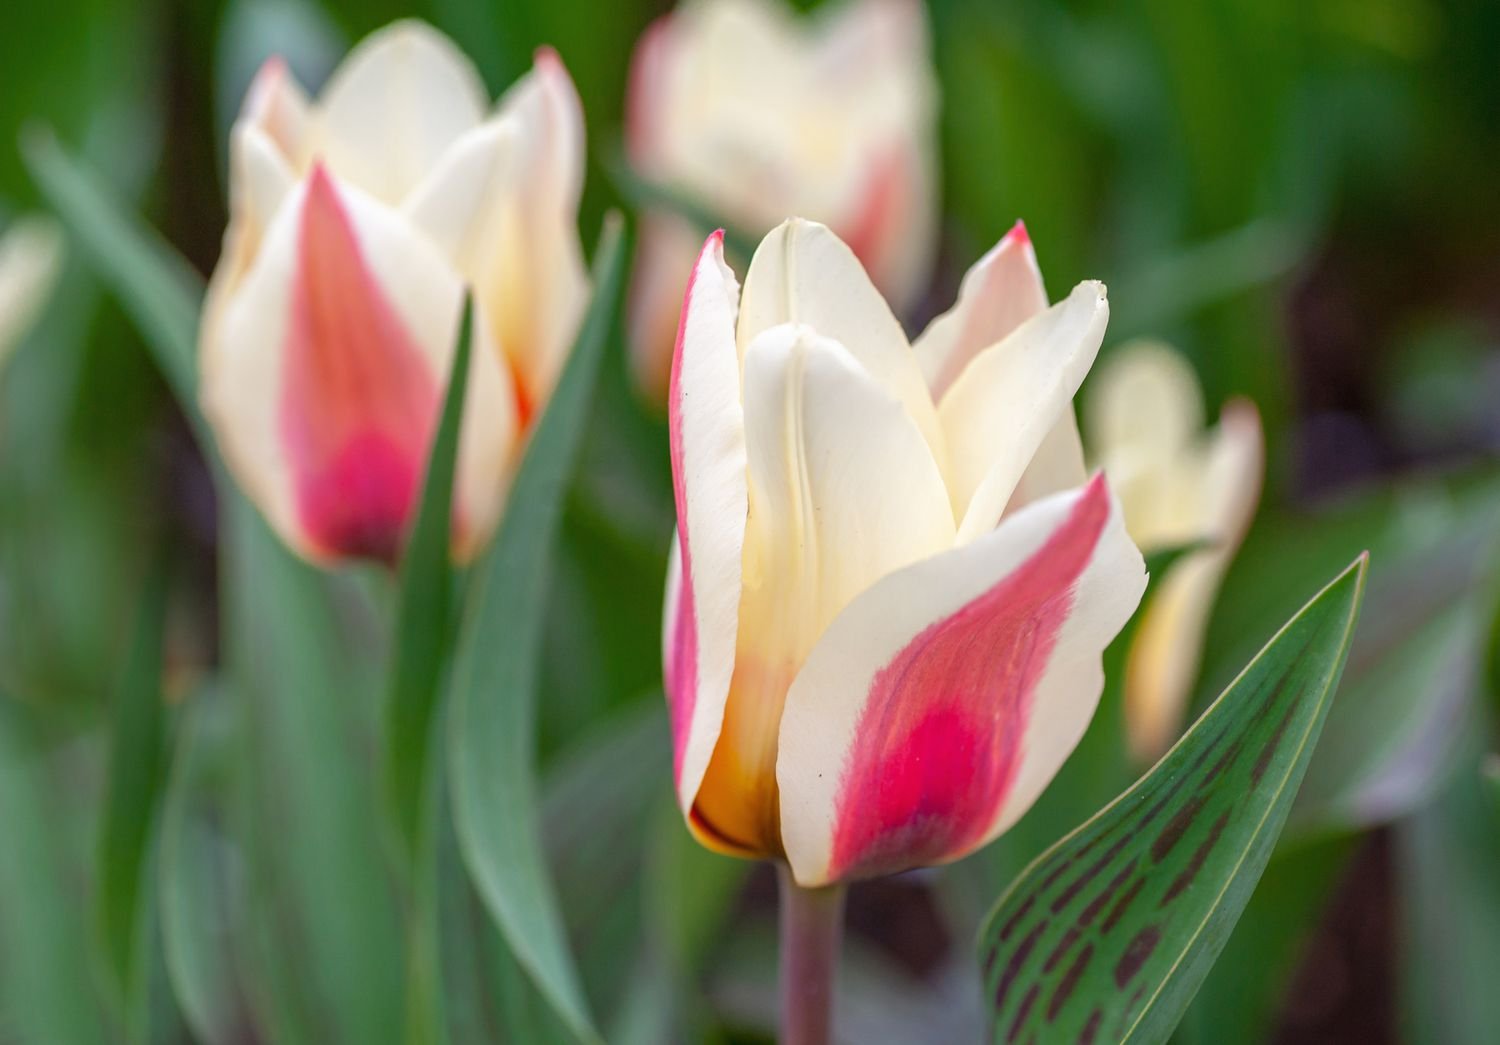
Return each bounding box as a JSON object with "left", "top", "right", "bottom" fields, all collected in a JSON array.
[
  {"left": 664, "top": 219, "right": 1146, "bottom": 885},
  {"left": 200, "top": 22, "right": 588, "bottom": 566},
  {"left": 1085, "top": 342, "right": 1264, "bottom": 762},
  {"left": 625, "top": 0, "right": 938, "bottom": 403},
  {"left": 0, "top": 216, "right": 65, "bottom": 370}
]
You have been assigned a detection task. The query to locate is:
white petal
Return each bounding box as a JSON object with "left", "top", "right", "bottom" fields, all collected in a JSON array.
[
  {"left": 914, "top": 222, "right": 1046, "bottom": 401},
  {"left": 1088, "top": 339, "right": 1205, "bottom": 472},
  {"left": 736, "top": 219, "right": 943, "bottom": 456},
  {"left": 0, "top": 217, "right": 65, "bottom": 365},
  {"left": 451, "top": 299, "right": 520, "bottom": 562},
  {"left": 403, "top": 118, "right": 519, "bottom": 275},
  {"left": 1008, "top": 406, "right": 1088, "bottom": 513},
  {"left": 315, "top": 20, "right": 488, "bottom": 204},
  {"left": 689, "top": 321, "right": 957, "bottom": 857},
  {"left": 777, "top": 475, "right": 1145, "bottom": 885},
  {"left": 473, "top": 49, "right": 589, "bottom": 413},
  {"left": 665, "top": 232, "right": 748, "bottom": 816},
  {"left": 940, "top": 280, "right": 1109, "bottom": 542},
  {"left": 212, "top": 124, "right": 299, "bottom": 299},
  {"left": 738, "top": 324, "right": 955, "bottom": 653},
  {"left": 239, "top": 55, "right": 313, "bottom": 166}
]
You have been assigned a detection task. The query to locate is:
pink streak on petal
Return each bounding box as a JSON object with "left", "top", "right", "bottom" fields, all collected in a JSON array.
[
  {"left": 840, "top": 145, "right": 906, "bottom": 283},
  {"left": 625, "top": 17, "right": 674, "bottom": 164},
  {"left": 827, "top": 475, "right": 1111, "bottom": 880},
  {"left": 280, "top": 166, "right": 440, "bottom": 564},
  {"left": 664, "top": 231, "right": 724, "bottom": 785},
  {"left": 926, "top": 224, "right": 1048, "bottom": 401}
]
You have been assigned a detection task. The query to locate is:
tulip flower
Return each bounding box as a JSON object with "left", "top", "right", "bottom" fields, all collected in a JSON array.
[
  {"left": 200, "top": 21, "right": 587, "bottom": 565},
  {"left": 664, "top": 218, "right": 1147, "bottom": 890},
  {"left": 625, "top": 0, "right": 937, "bottom": 402},
  {"left": 1085, "top": 342, "right": 1263, "bottom": 762},
  {"left": 0, "top": 216, "right": 64, "bottom": 369}
]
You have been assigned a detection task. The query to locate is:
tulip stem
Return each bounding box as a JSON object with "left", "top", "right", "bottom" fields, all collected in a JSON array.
[{"left": 777, "top": 864, "right": 847, "bottom": 1045}]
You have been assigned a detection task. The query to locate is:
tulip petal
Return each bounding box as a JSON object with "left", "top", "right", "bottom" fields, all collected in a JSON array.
[
  {"left": 939, "top": 280, "right": 1108, "bottom": 542},
  {"left": 626, "top": 213, "right": 702, "bottom": 404},
  {"left": 475, "top": 48, "right": 589, "bottom": 425},
  {"left": 1125, "top": 400, "right": 1263, "bottom": 759},
  {"left": 736, "top": 218, "right": 943, "bottom": 456},
  {"left": 403, "top": 119, "right": 518, "bottom": 275},
  {"left": 451, "top": 300, "right": 520, "bottom": 561},
  {"left": 204, "top": 61, "right": 307, "bottom": 337},
  {"left": 241, "top": 55, "right": 312, "bottom": 165},
  {"left": 625, "top": 15, "right": 675, "bottom": 166},
  {"left": 691, "top": 323, "right": 956, "bottom": 856},
  {"left": 665, "top": 232, "right": 748, "bottom": 816},
  {"left": 777, "top": 475, "right": 1145, "bottom": 886},
  {"left": 1008, "top": 405, "right": 1088, "bottom": 512},
  {"left": 914, "top": 222, "right": 1086, "bottom": 513},
  {"left": 203, "top": 167, "right": 462, "bottom": 563},
  {"left": 317, "top": 20, "right": 488, "bottom": 205},
  {"left": 205, "top": 126, "right": 298, "bottom": 325},
  {"left": 914, "top": 221, "right": 1046, "bottom": 401},
  {"left": 1088, "top": 339, "right": 1206, "bottom": 490}
]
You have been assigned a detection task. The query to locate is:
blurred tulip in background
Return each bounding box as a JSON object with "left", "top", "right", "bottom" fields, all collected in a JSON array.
[
  {"left": 625, "top": 0, "right": 937, "bottom": 402},
  {"left": 1087, "top": 341, "right": 1264, "bottom": 761},
  {"left": 199, "top": 21, "right": 587, "bottom": 565}
]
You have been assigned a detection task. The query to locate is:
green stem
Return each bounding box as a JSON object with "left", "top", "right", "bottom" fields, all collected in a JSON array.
[{"left": 776, "top": 864, "right": 847, "bottom": 1045}]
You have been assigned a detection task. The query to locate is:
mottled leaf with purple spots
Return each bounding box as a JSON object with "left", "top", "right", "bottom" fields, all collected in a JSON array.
[{"left": 978, "top": 555, "right": 1367, "bottom": 1044}]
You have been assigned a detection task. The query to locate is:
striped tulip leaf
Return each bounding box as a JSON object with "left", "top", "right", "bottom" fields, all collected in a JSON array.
[{"left": 978, "top": 554, "right": 1367, "bottom": 1044}]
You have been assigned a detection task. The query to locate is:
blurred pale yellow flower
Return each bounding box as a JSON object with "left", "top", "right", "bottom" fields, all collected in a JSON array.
[
  {"left": 0, "top": 216, "right": 65, "bottom": 370},
  {"left": 1086, "top": 342, "right": 1263, "bottom": 762}
]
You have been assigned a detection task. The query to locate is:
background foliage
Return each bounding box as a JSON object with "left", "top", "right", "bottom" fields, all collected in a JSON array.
[{"left": 1, "top": 0, "right": 1498, "bottom": 1042}]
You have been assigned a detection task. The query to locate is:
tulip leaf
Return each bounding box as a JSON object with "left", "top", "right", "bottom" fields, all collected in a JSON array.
[
  {"left": 447, "top": 214, "right": 627, "bottom": 1045},
  {"left": 21, "top": 131, "right": 205, "bottom": 433},
  {"left": 1207, "top": 470, "right": 1500, "bottom": 836},
  {"left": 383, "top": 302, "right": 473, "bottom": 861},
  {"left": 0, "top": 698, "right": 110, "bottom": 1045},
  {"left": 978, "top": 554, "right": 1367, "bottom": 1044},
  {"left": 1396, "top": 747, "right": 1500, "bottom": 1045},
  {"left": 158, "top": 688, "right": 254, "bottom": 1045},
  {"left": 94, "top": 564, "right": 171, "bottom": 1025},
  {"left": 222, "top": 499, "right": 405, "bottom": 1045},
  {"left": 410, "top": 708, "right": 558, "bottom": 1045}
]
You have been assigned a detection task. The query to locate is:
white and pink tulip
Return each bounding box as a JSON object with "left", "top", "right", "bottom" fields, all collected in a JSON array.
[
  {"left": 663, "top": 218, "right": 1147, "bottom": 886},
  {"left": 199, "top": 21, "right": 588, "bottom": 566}
]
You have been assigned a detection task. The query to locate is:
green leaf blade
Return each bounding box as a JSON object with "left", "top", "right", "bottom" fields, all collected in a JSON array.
[
  {"left": 384, "top": 303, "right": 473, "bottom": 859},
  {"left": 94, "top": 565, "right": 171, "bottom": 1022},
  {"left": 158, "top": 690, "right": 253, "bottom": 1045},
  {"left": 223, "top": 499, "right": 406, "bottom": 1045},
  {"left": 979, "top": 554, "right": 1368, "bottom": 1044},
  {"left": 447, "top": 214, "right": 627, "bottom": 1045},
  {"left": 21, "top": 131, "right": 205, "bottom": 434}
]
